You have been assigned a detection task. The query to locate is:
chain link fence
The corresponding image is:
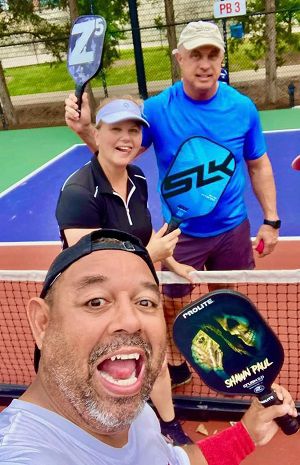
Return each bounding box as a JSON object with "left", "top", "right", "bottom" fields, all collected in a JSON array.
[{"left": 0, "top": 1, "right": 299, "bottom": 128}]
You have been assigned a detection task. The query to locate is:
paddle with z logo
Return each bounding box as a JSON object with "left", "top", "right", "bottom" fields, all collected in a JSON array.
[
  {"left": 173, "top": 289, "right": 299, "bottom": 435},
  {"left": 161, "top": 136, "right": 236, "bottom": 234},
  {"left": 67, "top": 15, "right": 106, "bottom": 114}
]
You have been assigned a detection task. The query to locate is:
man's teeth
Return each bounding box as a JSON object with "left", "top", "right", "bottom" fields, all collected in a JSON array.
[
  {"left": 98, "top": 353, "right": 140, "bottom": 386},
  {"left": 100, "top": 370, "right": 137, "bottom": 386},
  {"left": 110, "top": 353, "right": 140, "bottom": 361}
]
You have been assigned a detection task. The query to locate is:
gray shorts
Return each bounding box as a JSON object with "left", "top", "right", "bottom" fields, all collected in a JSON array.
[{"left": 163, "top": 218, "right": 254, "bottom": 298}]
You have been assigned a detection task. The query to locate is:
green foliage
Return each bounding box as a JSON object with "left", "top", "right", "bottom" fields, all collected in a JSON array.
[
  {"left": 228, "top": 0, "right": 300, "bottom": 69},
  {"left": 0, "top": 0, "right": 130, "bottom": 69},
  {"left": 0, "top": 0, "right": 68, "bottom": 60}
]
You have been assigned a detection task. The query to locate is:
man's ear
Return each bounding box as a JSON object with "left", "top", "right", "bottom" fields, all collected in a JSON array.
[
  {"left": 26, "top": 297, "right": 50, "bottom": 350},
  {"left": 174, "top": 51, "right": 182, "bottom": 66}
]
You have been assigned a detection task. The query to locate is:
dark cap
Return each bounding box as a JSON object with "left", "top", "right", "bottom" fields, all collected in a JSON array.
[
  {"left": 40, "top": 228, "right": 159, "bottom": 298},
  {"left": 34, "top": 229, "right": 159, "bottom": 372}
]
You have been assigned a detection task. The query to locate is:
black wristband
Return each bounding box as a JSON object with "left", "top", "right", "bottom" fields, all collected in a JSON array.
[{"left": 263, "top": 219, "right": 281, "bottom": 229}]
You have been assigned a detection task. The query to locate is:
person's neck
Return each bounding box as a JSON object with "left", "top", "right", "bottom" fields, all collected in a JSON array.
[
  {"left": 182, "top": 81, "right": 219, "bottom": 101},
  {"left": 20, "top": 379, "right": 130, "bottom": 448},
  {"left": 98, "top": 157, "right": 128, "bottom": 198}
]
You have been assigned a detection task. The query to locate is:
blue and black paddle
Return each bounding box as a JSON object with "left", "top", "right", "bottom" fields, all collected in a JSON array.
[
  {"left": 67, "top": 15, "right": 106, "bottom": 114},
  {"left": 161, "top": 136, "right": 236, "bottom": 234},
  {"left": 173, "top": 289, "right": 299, "bottom": 435}
]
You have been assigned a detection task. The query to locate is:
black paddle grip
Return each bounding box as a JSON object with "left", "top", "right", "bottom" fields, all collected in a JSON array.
[
  {"left": 163, "top": 219, "right": 181, "bottom": 236},
  {"left": 75, "top": 84, "right": 85, "bottom": 116},
  {"left": 259, "top": 390, "right": 299, "bottom": 435}
]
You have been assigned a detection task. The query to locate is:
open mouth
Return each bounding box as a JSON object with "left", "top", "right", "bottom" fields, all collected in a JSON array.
[
  {"left": 116, "top": 146, "right": 132, "bottom": 153},
  {"left": 96, "top": 351, "right": 145, "bottom": 394},
  {"left": 196, "top": 74, "right": 211, "bottom": 80}
]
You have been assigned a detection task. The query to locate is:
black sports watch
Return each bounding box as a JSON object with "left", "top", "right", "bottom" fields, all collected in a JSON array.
[{"left": 263, "top": 219, "right": 281, "bottom": 229}]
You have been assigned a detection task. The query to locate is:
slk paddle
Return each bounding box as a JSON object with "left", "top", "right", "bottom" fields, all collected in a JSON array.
[
  {"left": 173, "top": 289, "right": 299, "bottom": 435},
  {"left": 161, "top": 136, "right": 236, "bottom": 234},
  {"left": 67, "top": 15, "right": 106, "bottom": 114}
]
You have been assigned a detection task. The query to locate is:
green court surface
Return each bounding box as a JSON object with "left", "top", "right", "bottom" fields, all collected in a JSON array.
[
  {"left": 0, "top": 127, "right": 81, "bottom": 192},
  {"left": 0, "top": 108, "right": 299, "bottom": 192},
  {"left": 259, "top": 107, "right": 300, "bottom": 131}
]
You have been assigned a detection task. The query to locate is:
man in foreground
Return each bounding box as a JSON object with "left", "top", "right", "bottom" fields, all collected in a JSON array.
[{"left": 0, "top": 229, "right": 297, "bottom": 464}]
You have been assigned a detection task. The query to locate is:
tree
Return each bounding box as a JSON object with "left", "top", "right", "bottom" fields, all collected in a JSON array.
[
  {"left": 265, "top": 0, "right": 277, "bottom": 103},
  {"left": 0, "top": 0, "right": 68, "bottom": 127},
  {"left": 0, "top": 1, "right": 68, "bottom": 61},
  {"left": 152, "top": 0, "right": 180, "bottom": 83},
  {"left": 163, "top": 0, "right": 180, "bottom": 83},
  {"left": 229, "top": 0, "right": 300, "bottom": 104},
  {"left": 0, "top": 0, "right": 130, "bottom": 126},
  {"left": 0, "top": 61, "right": 17, "bottom": 127}
]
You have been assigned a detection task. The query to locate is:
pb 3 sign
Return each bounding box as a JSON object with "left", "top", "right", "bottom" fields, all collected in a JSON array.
[{"left": 214, "top": 0, "right": 246, "bottom": 18}]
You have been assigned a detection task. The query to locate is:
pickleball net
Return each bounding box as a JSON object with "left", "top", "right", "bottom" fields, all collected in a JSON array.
[{"left": 1, "top": 269, "right": 300, "bottom": 414}]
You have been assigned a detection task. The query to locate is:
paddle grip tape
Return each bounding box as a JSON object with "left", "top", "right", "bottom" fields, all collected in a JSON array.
[{"left": 197, "top": 421, "right": 255, "bottom": 465}]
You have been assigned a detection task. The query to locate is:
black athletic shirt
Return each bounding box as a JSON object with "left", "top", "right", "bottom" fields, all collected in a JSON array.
[{"left": 56, "top": 155, "right": 153, "bottom": 249}]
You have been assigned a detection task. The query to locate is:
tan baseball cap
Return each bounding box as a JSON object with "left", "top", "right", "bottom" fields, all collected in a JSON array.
[{"left": 173, "top": 21, "right": 225, "bottom": 54}]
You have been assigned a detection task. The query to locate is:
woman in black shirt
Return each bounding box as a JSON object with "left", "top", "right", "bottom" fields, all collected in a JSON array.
[{"left": 58, "top": 94, "right": 195, "bottom": 445}]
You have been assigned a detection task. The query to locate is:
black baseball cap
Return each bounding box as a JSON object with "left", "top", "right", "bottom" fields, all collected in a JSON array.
[{"left": 34, "top": 229, "right": 159, "bottom": 372}]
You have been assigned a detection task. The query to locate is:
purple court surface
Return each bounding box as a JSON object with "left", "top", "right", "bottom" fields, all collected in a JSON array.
[{"left": 0, "top": 129, "right": 299, "bottom": 243}]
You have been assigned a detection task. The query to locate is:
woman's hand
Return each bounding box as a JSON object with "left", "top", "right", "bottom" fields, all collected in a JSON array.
[{"left": 146, "top": 224, "right": 180, "bottom": 263}]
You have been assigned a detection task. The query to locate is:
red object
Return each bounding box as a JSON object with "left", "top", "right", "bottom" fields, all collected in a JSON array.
[
  {"left": 292, "top": 155, "right": 300, "bottom": 171},
  {"left": 197, "top": 421, "right": 255, "bottom": 465},
  {"left": 256, "top": 239, "right": 264, "bottom": 254}
]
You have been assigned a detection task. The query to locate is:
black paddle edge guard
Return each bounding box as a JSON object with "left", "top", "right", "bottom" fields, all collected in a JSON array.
[
  {"left": 150, "top": 395, "right": 300, "bottom": 422},
  {"left": 0, "top": 384, "right": 28, "bottom": 406}
]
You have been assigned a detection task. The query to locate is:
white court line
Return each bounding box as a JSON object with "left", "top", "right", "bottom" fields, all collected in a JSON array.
[
  {"left": 263, "top": 128, "right": 300, "bottom": 134},
  {"left": 0, "top": 144, "right": 85, "bottom": 199},
  {"left": 0, "top": 241, "right": 61, "bottom": 246},
  {"left": 0, "top": 237, "right": 299, "bottom": 246}
]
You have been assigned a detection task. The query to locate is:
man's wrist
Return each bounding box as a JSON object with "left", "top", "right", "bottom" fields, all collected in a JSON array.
[
  {"left": 77, "top": 122, "right": 94, "bottom": 136},
  {"left": 197, "top": 421, "right": 255, "bottom": 465},
  {"left": 263, "top": 219, "right": 281, "bottom": 229}
]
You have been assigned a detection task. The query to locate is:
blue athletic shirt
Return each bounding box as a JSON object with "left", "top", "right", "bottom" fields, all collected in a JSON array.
[{"left": 142, "top": 81, "right": 266, "bottom": 237}]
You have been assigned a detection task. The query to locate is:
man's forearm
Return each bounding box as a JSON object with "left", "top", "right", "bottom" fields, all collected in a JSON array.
[
  {"left": 247, "top": 153, "right": 279, "bottom": 219},
  {"left": 77, "top": 123, "right": 98, "bottom": 153}
]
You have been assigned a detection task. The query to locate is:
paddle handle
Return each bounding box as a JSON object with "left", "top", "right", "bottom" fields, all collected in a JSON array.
[
  {"left": 164, "top": 218, "right": 181, "bottom": 236},
  {"left": 259, "top": 389, "right": 299, "bottom": 435},
  {"left": 255, "top": 239, "right": 264, "bottom": 254},
  {"left": 75, "top": 83, "right": 86, "bottom": 116}
]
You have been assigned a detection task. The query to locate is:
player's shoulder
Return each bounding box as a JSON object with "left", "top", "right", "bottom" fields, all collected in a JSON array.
[
  {"left": 220, "top": 83, "right": 256, "bottom": 108},
  {"left": 61, "top": 160, "right": 94, "bottom": 191},
  {"left": 128, "top": 163, "right": 146, "bottom": 179},
  {"left": 144, "top": 81, "right": 182, "bottom": 110}
]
